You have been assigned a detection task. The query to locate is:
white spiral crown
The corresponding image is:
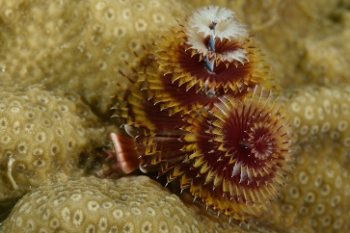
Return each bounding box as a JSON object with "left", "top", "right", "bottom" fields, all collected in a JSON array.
[{"left": 185, "top": 6, "right": 248, "bottom": 65}]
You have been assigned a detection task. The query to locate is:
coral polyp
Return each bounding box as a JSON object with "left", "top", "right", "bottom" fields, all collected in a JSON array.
[{"left": 141, "top": 6, "right": 273, "bottom": 114}]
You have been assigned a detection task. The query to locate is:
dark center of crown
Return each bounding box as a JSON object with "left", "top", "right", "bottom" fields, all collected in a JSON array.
[
  {"left": 239, "top": 139, "right": 250, "bottom": 151},
  {"left": 249, "top": 127, "right": 273, "bottom": 160}
]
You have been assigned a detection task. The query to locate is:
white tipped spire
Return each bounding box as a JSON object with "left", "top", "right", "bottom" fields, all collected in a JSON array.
[
  {"left": 185, "top": 6, "right": 248, "bottom": 65},
  {"left": 187, "top": 6, "right": 247, "bottom": 42}
]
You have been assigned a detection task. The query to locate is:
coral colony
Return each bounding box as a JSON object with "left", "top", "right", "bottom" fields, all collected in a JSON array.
[{"left": 111, "top": 6, "right": 292, "bottom": 221}]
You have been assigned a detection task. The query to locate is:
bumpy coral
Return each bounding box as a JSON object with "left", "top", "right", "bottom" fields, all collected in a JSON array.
[
  {"left": 0, "top": 176, "right": 265, "bottom": 233},
  {"left": 0, "top": 86, "right": 106, "bottom": 207},
  {"left": 2, "top": 0, "right": 350, "bottom": 232},
  {"left": 283, "top": 85, "right": 350, "bottom": 166},
  {"left": 257, "top": 85, "right": 350, "bottom": 232},
  {"left": 300, "top": 30, "right": 350, "bottom": 86},
  {"left": 263, "top": 141, "right": 350, "bottom": 233},
  {"left": 0, "top": 0, "right": 190, "bottom": 117}
]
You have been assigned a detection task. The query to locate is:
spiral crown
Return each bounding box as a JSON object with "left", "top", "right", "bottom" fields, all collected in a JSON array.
[{"left": 185, "top": 5, "right": 248, "bottom": 65}]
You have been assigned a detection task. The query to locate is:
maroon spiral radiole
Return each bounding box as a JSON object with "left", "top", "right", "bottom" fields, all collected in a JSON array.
[
  {"left": 109, "top": 6, "right": 292, "bottom": 222},
  {"left": 139, "top": 5, "right": 275, "bottom": 115},
  {"left": 150, "top": 88, "right": 293, "bottom": 221}
]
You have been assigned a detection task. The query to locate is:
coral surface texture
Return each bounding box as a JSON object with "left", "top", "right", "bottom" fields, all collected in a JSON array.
[{"left": 0, "top": 0, "right": 350, "bottom": 233}]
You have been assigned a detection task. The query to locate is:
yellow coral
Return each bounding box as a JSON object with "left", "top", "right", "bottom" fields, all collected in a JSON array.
[
  {"left": 0, "top": 86, "right": 106, "bottom": 208},
  {"left": 283, "top": 85, "right": 350, "bottom": 166},
  {"left": 259, "top": 85, "right": 350, "bottom": 232},
  {"left": 0, "top": 0, "right": 190, "bottom": 117},
  {"left": 0, "top": 176, "right": 266, "bottom": 233},
  {"left": 263, "top": 141, "right": 350, "bottom": 233},
  {"left": 300, "top": 30, "right": 350, "bottom": 86},
  {"left": 1, "top": 0, "right": 350, "bottom": 232}
]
